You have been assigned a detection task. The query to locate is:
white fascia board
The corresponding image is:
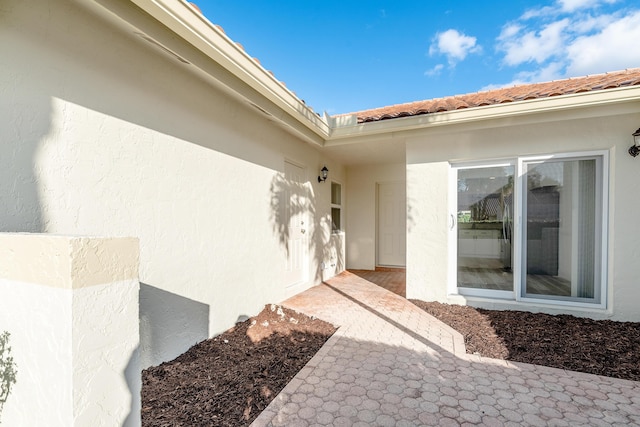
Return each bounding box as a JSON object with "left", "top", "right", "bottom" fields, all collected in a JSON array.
[
  {"left": 327, "top": 86, "right": 640, "bottom": 146},
  {"left": 127, "top": 0, "right": 331, "bottom": 142}
]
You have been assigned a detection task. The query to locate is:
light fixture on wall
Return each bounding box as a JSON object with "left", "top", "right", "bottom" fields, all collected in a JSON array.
[
  {"left": 628, "top": 128, "right": 640, "bottom": 157},
  {"left": 317, "top": 165, "right": 329, "bottom": 183}
]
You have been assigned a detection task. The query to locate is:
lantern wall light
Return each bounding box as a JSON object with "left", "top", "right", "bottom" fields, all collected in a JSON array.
[
  {"left": 318, "top": 165, "right": 329, "bottom": 183},
  {"left": 628, "top": 128, "right": 640, "bottom": 157}
]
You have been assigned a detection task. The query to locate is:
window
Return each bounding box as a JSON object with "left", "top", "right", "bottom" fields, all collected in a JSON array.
[
  {"left": 451, "top": 151, "right": 607, "bottom": 307},
  {"left": 331, "top": 182, "right": 342, "bottom": 232}
]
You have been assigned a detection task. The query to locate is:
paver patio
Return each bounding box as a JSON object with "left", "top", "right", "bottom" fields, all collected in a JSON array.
[{"left": 251, "top": 270, "right": 640, "bottom": 427}]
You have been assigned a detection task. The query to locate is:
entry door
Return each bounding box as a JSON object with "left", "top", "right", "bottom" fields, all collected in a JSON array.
[
  {"left": 377, "top": 182, "right": 406, "bottom": 267},
  {"left": 284, "top": 161, "right": 308, "bottom": 286}
]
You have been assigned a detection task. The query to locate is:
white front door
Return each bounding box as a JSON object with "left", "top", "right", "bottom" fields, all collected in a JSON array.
[
  {"left": 377, "top": 182, "right": 406, "bottom": 267},
  {"left": 284, "top": 161, "right": 308, "bottom": 286}
]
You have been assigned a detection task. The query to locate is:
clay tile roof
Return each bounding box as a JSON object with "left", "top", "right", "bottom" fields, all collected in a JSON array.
[{"left": 344, "top": 68, "right": 640, "bottom": 124}]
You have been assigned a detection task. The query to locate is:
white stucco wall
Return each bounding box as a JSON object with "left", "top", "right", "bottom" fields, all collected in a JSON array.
[
  {"left": 406, "top": 162, "right": 450, "bottom": 300},
  {"left": 72, "top": 280, "right": 141, "bottom": 426},
  {"left": 0, "top": 0, "right": 345, "bottom": 369},
  {"left": 0, "top": 234, "right": 140, "bottom": 426},
  {"left": 346, "top": 163, "right": 406, "bottom": 270},
  {"left": 406, "top": 106, "right": 640, "bottom": 321},
  {"left": 0, "top": 279, "right": 73, "bottom": 426}
]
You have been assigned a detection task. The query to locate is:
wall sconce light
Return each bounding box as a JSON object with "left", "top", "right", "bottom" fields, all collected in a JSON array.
[
  {"left": 629, "top": 128, "right": 640, "bottom": 157},
  {"left": 317, "top": 165, "right": 329, "bottom": 183}
]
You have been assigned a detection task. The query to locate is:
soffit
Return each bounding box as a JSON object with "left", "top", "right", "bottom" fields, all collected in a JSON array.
[{"left": 102, "top": 0, "right": 331, "bottom": 145}]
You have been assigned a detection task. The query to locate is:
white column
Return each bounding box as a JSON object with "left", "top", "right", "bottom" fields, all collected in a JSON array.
[{"left": 0, "top": 234, "right": 140, "bottom": 427}]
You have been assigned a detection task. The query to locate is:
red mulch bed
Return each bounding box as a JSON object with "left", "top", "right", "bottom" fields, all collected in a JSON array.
[
  {"left": 141, "top": 305, "right": 336, "bottom": 427},
  {"left": 410, "top": 300, "right": 640, "bottom": 381}
]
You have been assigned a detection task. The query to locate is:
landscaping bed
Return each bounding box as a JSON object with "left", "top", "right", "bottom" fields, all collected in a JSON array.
[
  {"left": 141, "top": 304, "right": 336, "bottom": 427},
  {"left": 411, "top": 300, "right": 640, "bottom": 381},
  {"left": 141, "top": 299, "right": 640, "bottom": 426}
]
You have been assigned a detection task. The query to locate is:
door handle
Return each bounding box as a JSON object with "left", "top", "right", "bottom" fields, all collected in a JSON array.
[{"left": 450, "top": 214, "right": 456, "bottom": 230}]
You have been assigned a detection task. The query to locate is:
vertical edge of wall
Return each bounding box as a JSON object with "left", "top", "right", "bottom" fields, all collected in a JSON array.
[{"left": 0, "top": 233, "right": 141, "bottom": 427}]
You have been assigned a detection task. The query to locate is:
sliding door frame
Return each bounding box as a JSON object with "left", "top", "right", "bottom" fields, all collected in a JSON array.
[
  {"left": 449, "top": 150, "right": 609, "bottom": 309},
  {"left": 448, "top": 159, "right": 517, "bottom": 300}
]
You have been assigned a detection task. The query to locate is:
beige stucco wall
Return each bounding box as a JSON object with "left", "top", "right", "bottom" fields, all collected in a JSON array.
[
  {"left": 1, "top": 0, "right": 345, "bottom": 368},
  {"left": 346, "top": 163, "right": 406, "bottom": 270},
  {"left": 406, "top": 105, "right": 640, "bottom": 321},
  {"left": 0, "top": 234, "right": 140, "bottom": 426},
  {"left": 0, "top": 233, "right": 138, "bottom": 289}
]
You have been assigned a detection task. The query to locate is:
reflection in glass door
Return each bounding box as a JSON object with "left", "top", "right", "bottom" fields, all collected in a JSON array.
[
  {"left": 456, "top": 165, "right": 515, "bottom": 293},
  {"left": 522, "top": 157, "right": 602, "bottom": 303}
]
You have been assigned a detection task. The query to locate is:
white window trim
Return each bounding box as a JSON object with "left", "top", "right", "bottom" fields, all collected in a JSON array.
[
  {"left": 449, "top": 150, "right": 609, "bottom": 309},
  {"left": 330, "top": 181, "right": 343, "bottom": 234}
]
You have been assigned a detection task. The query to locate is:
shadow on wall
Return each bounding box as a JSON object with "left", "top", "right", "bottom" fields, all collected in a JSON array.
[
  {"left": 324, "top": 232, "right": 345, "bottom": 281},
  {"left": 407, "top": 197, "right": 416, "bottom": 234},
  {"left": 269, "top": 172, "right": 337, "bottom": 285},
  {"left": 122, "top": 346, "right": 141, "bottom": 427},
  {"left": 3, "top": 0, "right": 287, "bottom": 239},
  {"left": 0, "top": 68, "right": 49, "bottom": 233},
  {"left": 139, "top": 284, "right": 209, "bottom": 369}
]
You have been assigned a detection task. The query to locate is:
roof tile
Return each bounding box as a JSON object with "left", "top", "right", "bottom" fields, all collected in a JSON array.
[{"left": 345, "top": 68, "right": 640, "bottom": 123}]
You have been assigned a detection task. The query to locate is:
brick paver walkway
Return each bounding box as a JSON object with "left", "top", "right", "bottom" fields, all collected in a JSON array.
[
  {"left": 251, "top": 271, "right": 640, "bottom": 426},
  {"left": 350, "top": 268, "right": 406, "bottom": 297}
]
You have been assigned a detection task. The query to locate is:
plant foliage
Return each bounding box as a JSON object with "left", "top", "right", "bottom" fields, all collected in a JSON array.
[{"left": 0, "top": 331, "right": 17, "bottom": 423}]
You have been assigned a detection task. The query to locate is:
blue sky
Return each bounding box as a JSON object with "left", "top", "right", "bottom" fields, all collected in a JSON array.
[{"left": 198, "top": 1, "right": 640, "bottom": 115}]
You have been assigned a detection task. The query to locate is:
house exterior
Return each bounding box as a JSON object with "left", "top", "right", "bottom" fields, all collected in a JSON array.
[
  {"left": 2, "top": 0, "right": 640, "bottom": 385},
  {"left": 337, "top": 73, "right": 640, "bottom": 322},
  {"left": 1, "top": 0, "right": 350, "bottom": 374}
]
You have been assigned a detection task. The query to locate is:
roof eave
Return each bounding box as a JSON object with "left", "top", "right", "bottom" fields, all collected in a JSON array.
[
  {"left": 327, "top": 86, "right": 640, "bottom": 146},
  {"left": 127, "top": 0, "right": 331, "bottom": 145}
]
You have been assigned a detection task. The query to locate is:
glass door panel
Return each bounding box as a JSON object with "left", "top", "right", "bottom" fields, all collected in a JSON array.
[
  {"left": 522, "top": 158, "right": 601, "bottom": 302},
  {"left": 457, "top": 165, "right": 514, "bottom": 292}
]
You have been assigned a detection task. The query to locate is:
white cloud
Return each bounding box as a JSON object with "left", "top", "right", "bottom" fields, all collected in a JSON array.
[
  {"left": 492, "top": 0, "right": 640, "bottom": 86},
  {"left": 566, "top": 10, "right": 640, "bottom": 75},
  {"left": 559, "top": 0, "right": 619, "bottom": 11},
  {"left": 521, "top": 6, "right": 557, "bottom": 20},
  {"left": 522, "top": 0, "right": 620, "bottom": 14},
  {"left": 424, "top": 64, "right": 444, "bottom": 76},
  {"left": 558, "top": 0, "right": 601, "bottom": 12},
  {"left": 498, "top": 19, "right": 570, "bottom": 66},
  {"left": 514, "top": 63, "right": 566, "bottom": 85},
  {"left": 498, "top": 19, "right": 569, "bottom": 66},
  {"left": 500, "top": 23, "right": 522, "bottom": 39},
  {"left": 429, "top": 29, "right": 481, "bottom": 66},
  {"left": 570, "top": 13, "right": 615, "bottom": 33},
  {"left": 481, "top": 63, "right": 565, "bottom": 91}
]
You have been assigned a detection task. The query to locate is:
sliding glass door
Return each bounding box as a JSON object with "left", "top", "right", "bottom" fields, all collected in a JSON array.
[
  {"left": 455, "top": 164, "right": 515, "bottom": 297},
  {"left": 521, "top": 157, "right": 604, "bottom": 304},
  {"left": 452, "top": 152, "right": 607, "bottom": 306}
]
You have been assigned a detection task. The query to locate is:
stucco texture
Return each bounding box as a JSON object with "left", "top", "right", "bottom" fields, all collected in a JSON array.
[
  {"left": 405, "top": 108, "right": 640, "bottom": 321},
  {"left": 0, "top": 0, "right": 345, "bottom": 368},
  {"left": 0, "top": 235, "right": 140, "bottom": 426},
  {"left": 346, "top": 163, "right": 405, "bottom": 270}
]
